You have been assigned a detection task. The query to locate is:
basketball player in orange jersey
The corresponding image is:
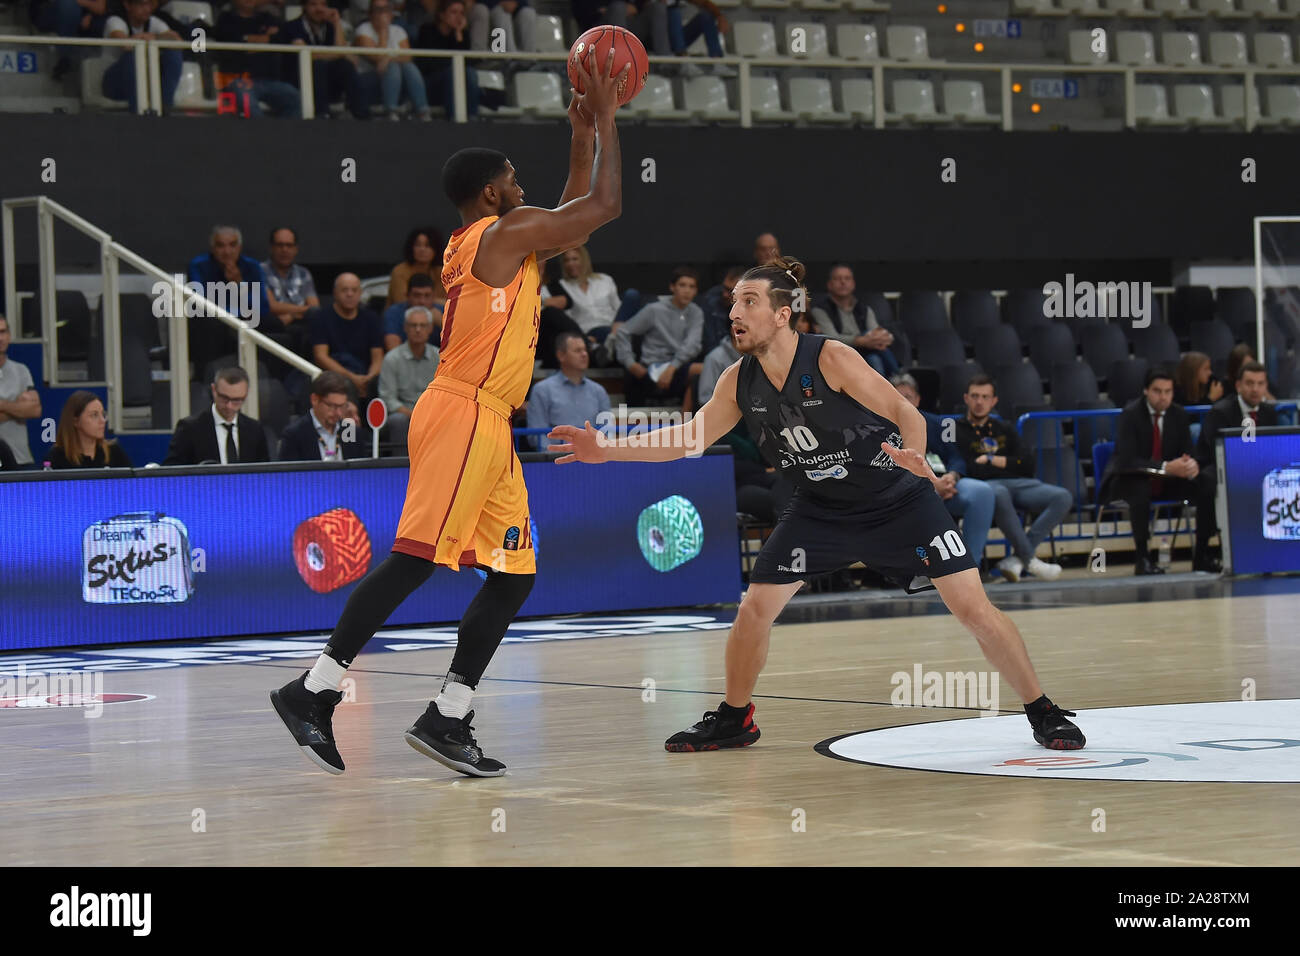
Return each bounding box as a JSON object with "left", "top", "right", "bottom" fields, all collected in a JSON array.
[
  {"left": 550, "top": 257, "right": 1085, "bottom": 754},
  {"left": 270, "top": 49, "right": 630, "bottom": 778}
]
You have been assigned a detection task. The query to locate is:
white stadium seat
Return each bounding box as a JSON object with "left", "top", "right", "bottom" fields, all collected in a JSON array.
[
  {"left": 839, "top": 77, "right": 875, "bottom": 119},
  {"left": 799, "top": 0, "right": 845, "bottom": 10},
  {"left": 1014, "top": 0, "right": 1059, "bottom": 12},
  {"left": 284, "top": 4, "right": 302, "bottom": 20},
  {"left": 784, "top": 22, "right": 830, "bottom": 58},
  {"left": 1069, "top": 29, "right": 1110, "bottom": 64},
  {"left": 944, "top": 79, "right": 998, "bottom": 122},
  {"left": 1116, "top": 31, "right": 1157, "bottom": 65},
  {"left": 533, "top": 14, "right": 566, "bottom": 53},
  {"left": 1161, "top": 32, "right": 1201, "bottom": 66},
  {"left": 1174, "top": 84, "right": 1229, "bottom": 123},
  {"left": 1264, "top": 84, "right": 1300, "bottom": 124},
  {"left": 163, "top": 1, "right": 214, "bottom": 24},
  {"left": 788, "top": 76, "right": 845, "bottom": 121},
  {"left": 1254, "top": 33, "right": 1293, "bottom": 67},
  {"left": 733, "top": 22, "right": 778, "bottom": 58},
  {"left": 1150, "top": 0, "right": 1193, "bottom": 13},
  {"left": 1221, "top": 84, "right": 1259, "bottom": 124},
  {"left": 891, "top": 78, "right": 942, "bottom": 121},
  {"left": 1208, "top": 32, "right": 1249, "bottom": 67},
  {"left": 835, "top": 23, "right": 880, "bottom": 60},
  {"left": 1060, "top": 0, "right": 1102, "bottom": 12},
  {"left": 631, "top": 74, "right": 687, "bottom": 119},
  {"left": 1241, "top": 0, "right": 1281, "bottom": 12},
  {"left": 513, "top": 71, "right": 566, "bottom": 116},
  {"left": 81, "top": 50, "right": 125, "bottom": 111},
  {"left": 846, "top": 0, "right": 889, "bottom": 9},
  {"left": 173, "top": 61, "right": 215, "bottom": 110},
  {"left": 1103, "top": 0, "right": 1150, "bottom": 13},
  {"left": 1195, "top": 0, "right": 1237, "bottom": 12},
  {"left": 476, "top": 69, "right": 520, "bottom": 116},
  {"left": 886, "top": 26, "right": 930, "bottom": 61},
  {"left": 1135, "top": 83, "right": 1176, "bottom": 124},
  {"left": 750, "top": 0, "right": 792, "bottom": 9},
  {"left": 751, "top": 74, "right": 794, "bottom": 120},
  {"left": 682, "top": 76, "right": 731, "bottom": 117}
]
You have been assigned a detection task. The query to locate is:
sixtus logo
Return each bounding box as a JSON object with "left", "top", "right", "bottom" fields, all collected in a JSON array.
[
  {"left": 1042, "top": 274, "right": 1153, "bottom": 328},
  {"left": 151, "top": 276, "right": 262, "bottom": 329},
  {"left": 49, "top": 886, "right": 151, "bottom": 936},
  {"left": 82, "top": 513, "right": 194, "bottom": 605},
  {"left": 1262, "top": 463, "right": 1300, "bottom": 539}
]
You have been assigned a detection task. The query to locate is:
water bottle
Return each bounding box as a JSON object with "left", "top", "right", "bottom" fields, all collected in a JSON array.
[
  {"left": 1158, "top": 539, "right": 1171, "bottom": 569},
  {"left": 42, "top": 461, "right": 51, "bottom": 472}
]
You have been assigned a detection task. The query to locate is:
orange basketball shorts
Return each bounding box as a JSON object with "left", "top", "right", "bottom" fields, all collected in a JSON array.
[{"left": 393, "top": 377, "right": 535, "bottom": 574}]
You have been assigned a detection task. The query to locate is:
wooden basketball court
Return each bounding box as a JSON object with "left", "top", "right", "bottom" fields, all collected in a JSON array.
[{"left": 2, "top": 577, "right": 1297, "bottom": 867}]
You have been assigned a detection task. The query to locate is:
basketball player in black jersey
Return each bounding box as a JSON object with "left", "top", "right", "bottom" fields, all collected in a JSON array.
[{"left": 550, "top": 257, "right": 1085, "bottom": 752}]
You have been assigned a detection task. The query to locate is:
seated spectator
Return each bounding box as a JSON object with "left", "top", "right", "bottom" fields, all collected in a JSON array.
[
  {"left": 356, "top": 0, "right": 433, "bottom": 120},
  {"left": 811, "top": 263, "right": 900, "bottom": 379},
  {"left": 378, "top": 305, "right": 441, "bottom": 447},
  {"left": 698, "top": 265, "right": 743, "bottom": 357},
  {"left": 753, "top": 231, "right": 780, "bottom": 267},
  {"left": 310, "top": 273, "right": 384, "bottom": 399},
  {"left": 696, "top": 330, "right": 738, "bottom": 406},
  {"left": 548, "top": 245, "right": 640, "bottom": 349},
  {"left": 468, "top": 0, "right": 536, "bottom": 52},
  {"left": 0, "top": 436, "right": 16, "bottom": 471},
  {"left": 0, "top": 314, "right": 41, "bottom": 465},
  {"left": 663, "top": 0, "right": 732, "bottom": 73},
  {"left": 572, "top": 0, "right": 669, "bottom": 56},
  {"left": 48, "top": 391, "right": 133, "bottom": 468},
  {"left": 1173, "top": 350, "right": 1224, "bottom": 407},
  {"left": 1100, "top": 367, "right": 1217, "bottom": 575},
  {"left": 186, "top": 225, "right": 273, "bottom": 374},
  {"left": 260, "top": 226, "right": 319, "bottom": 359},
  {"left": 610, "top": 266, "right": 704, "bottom": 407},
  {"left": 387, "top": 226, "right": 446, "bottom": 309},
  {"left": 954, "top": 374, "right": 1068, "bottom": 582},
  {"left": 214, "top": 0, "right": 302, "bottom": 118},
  {"left": 794, "top": 311, "right": 813, "bottom": 334},
  {"left": 162, "top": 367, "right": 271, "bottom": 465},
  {"left": 1225, "top": 343, "right": 1276, "bottom": 401},
  {"left": 1193, "top": 360, "right": 1276, "bottom": 570},
  {"left": 383, "top": 273, "right": 444, "bottom": 350},
  {"left": 278, "top": 371, "right": 367, "bottom": 460},
  {"left": 101, "top": 0, "right": 183, "bottom": 113},
  {"left": 528, "top": 331, "right": 612, "bottom": 450},
  {"left": 280, "top": 0, "right": 374, "bottom": 120},
  {"left": 415, "top": 0, "right": 482, "bottom": 118},
  {"left": 32, "top": 0, "right": 108, "bottom": 79},
  {"left": 893, "top": 373, "right": 996, "bottom": 574}
]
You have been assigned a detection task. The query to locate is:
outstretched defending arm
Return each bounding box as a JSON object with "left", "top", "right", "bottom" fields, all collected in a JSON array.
[{"left": 548, "top": 361, "right": 743, "bottom": 464}]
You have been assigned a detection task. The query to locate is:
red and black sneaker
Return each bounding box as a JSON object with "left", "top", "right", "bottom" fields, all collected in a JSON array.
[
  {"left": 1028, "top": 703, "right": 1086, "bottom": 750},
  {"left": 665, "top": 701, "right": 761, "bottom": 753}
]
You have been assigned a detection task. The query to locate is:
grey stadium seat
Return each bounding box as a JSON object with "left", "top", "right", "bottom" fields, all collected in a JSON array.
[
  {"left": 1081, "top": 321, "right": 1131, "bottom": 380},
  {"left": 974, "top": 323, "right": 1023, "bottom": 372},
  {"left": 952, "top": 290, "right": 1000, "bottom": 345},
  {"left": 1028, "top": 323, "right": 1077, "bottom": 374}
]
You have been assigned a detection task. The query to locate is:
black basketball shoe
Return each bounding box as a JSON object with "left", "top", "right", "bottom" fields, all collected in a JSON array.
[
  {"left": 665, "top": 702, "right": 761, "bottom": 752},
  {"left": 1028, "top": 702, "right": 1086, "bottom": 750},
  {"left": 270, "top": 673, "right": 345, "bottom": 774},
  {"left": 404, "top": 702, "right": 506, "bottom": 777}
]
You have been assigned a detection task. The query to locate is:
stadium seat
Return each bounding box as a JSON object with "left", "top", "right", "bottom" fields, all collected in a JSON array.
[
  {"left": 1130, "top": 323, "right": 1181, "bottom": 366},
  {"left": 1209, "top": 32, "right": 1249, "bottom": 68},
  {"left": 1161, "top": 32, "right": 1202, "bottom": 67},
  {"left": 1135, "top": 84, "right": 1177, "bottom": 124},
  {"left": 682, "top": 76, "right": 732, "bottom": 117},
  {"left": 1150, "top": 0, "right": 1193, "bottom": 12},
  {"left": 846, "top": 0, "right": 889, "bottom": 9},
  {"left": 991, "top": 361, "right": 1047, "bottom": 412},
  {"left": 886, "top": 26, "right": 931, "bottom": 61},
  {"left": 952, "top": 291, "right": 1000, "bottom": 345},
  {"left": 913, "top": 329, "right": 967, "bottom": 368},
  {"left": 943, "top": 80, "right": 997, "bottom": 123},
  {"left": 789, "top": 77, "right": 845, "bottom": 121},
  {"left": 631, "top": 75, "right": 687, "bottom": 119},
  {"left": 733, "top": 22, "right": 778, "bottom": 58},
  {"left": 1174, "top": 84, "right": 1230, "bottom": 124},
  {"left": 891, "top": 79, "right": 942, "bottom": 122},
  {"left": 1060, "top": 0, "right": 1102, "bottom": 12},
  {"left": 799, "top": 0, "right": 845, "bottom": 10},
  {"left": 1029, "top": 324, "right": 1078, "bottom": 373},
  {"left": 1263, "top": 84, "right": 1300, "bottom": 124},
  {"left": 1068, "top": 30, "right": 1110, "bottom": 65},
  {"left": 513, "top": 71, "right": 566, "bottom": 116},
  {"left": 784, "top": 23, "right": 830, "bottom": 58},
  {"left": 1254, "top": 33, "right": 1293, "bottom": 67},
  {"left": 750, "top": 0, "right": 792, "bottom": 8},
  {"left": 938, "top": 362, "right": 984, "bottom": 413},
  {"left": 751, "top": 75, "right": 794, "bottom": 121},
  {"left": 835, "top": 23, "right": 880, "bottom": 60},
  {"left": 1003, "top": 289, "right": 1050, "bottom": 338},
  {"left": 1116, "top": 31, "right": 1157, "bottom": 66},
  {"left": 533, "top": 15, "right": 566, "bottom": 53},
  {"left": 839, "top": 77, "right": 875, "bottom": 120},
  {"left": 284, "top": 4, "right": 302, "bottom": 19},
  {"left": 1103, "top": 0, "right": 1151, "bottom": 13},
  {"left": 1107, "top": 357, "right": 1150, "bottom": 406},
  {"left": 81, "top": 50, "right": 127, "bottom": 111},
  {"left": 975, "top": 323, "right": 1024, "bottom": 371},
  {"left": 1189, "top": 320, "right": 1236, "bottom": 375},
  {"left": 1195, "top": 0, "right": 1238, "bottom": 11},
  {"left": 164, "top": 1, "right": 214, "bottom": 24},
  {"left": 1170, "top": 286, "right": 1214, "bottom": 341},
  {"left": 1014, "top": 0, "right": 1060, "bottom": 12},
  {"left": 477, "top": 68, "right": 506, "bottom": 91},
  {"left": 1081, "top": 322, "right": 1131, "bottom": 380},
  {"left": 899, "top": 291, "right": 949, "bottom": 334},
  {"left": 1216, "top": 287, "right": 1258, "bottom": 339},
  {"left": 1221, "top": 84, "right": 1259, "bottom": 124},
  {"left": 1241, "top": 0, "right": 1281, "bottom": 12},
  {"left": 174, "top": 62, "right": 216, "bottom": 110}
]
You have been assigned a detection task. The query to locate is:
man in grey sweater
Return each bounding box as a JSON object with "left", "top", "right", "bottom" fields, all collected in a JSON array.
[{"left": 611, "top": 266, "right": 705, "bottom": 406}]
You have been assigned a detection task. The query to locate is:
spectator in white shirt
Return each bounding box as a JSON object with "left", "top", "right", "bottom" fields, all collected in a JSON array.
[
  {"left": 356, "top": 0, "right": 433, "bottom": 120},
  {"left": 0, "top": 315, "right": 40, "bottom": 465},
  {"left": 544, "top": 245, "right": 641, "bottom": 352},
  {"left": 102, "top": 0, "right": 183, "bottom": 112}
]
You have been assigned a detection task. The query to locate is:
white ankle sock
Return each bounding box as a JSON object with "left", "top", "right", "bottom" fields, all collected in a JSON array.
[
  {"left": 304, "top": 654, "right": 348, "bottom": 695},
  {"left": 435, "top": 677, "right": 473, "bottom": 719}
]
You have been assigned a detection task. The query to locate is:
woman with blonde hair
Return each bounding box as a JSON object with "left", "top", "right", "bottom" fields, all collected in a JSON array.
[
  {"left": 47, "top": 391, "right": 132, "bottom": 468},
  {"left": 542, "top": 245, "right": 640, "bottom": 364}
]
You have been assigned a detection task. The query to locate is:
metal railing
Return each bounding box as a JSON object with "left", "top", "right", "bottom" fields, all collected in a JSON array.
[
  {"left": 4, "top": 32, "right": 1300, "bottom": 129},
  {"left": 2, "top": 195, "right": 320, "bottom": 430}
]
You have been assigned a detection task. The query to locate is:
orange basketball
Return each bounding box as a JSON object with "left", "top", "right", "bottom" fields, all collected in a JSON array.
[{"left": 567, "top": 25, "right": 648, "bottom": 107}]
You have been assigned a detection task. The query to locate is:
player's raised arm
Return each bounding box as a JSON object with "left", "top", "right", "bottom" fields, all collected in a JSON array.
[
  {"left": 481, "top": 49, "right": 627, "bottom": 271},
  {"left": 819, "top": 340, "right": 938, "bottom": 485},
  {"left": 549, "top": 361, "right": 743, "bottom": 464}
]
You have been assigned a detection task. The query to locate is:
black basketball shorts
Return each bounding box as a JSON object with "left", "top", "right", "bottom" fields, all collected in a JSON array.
[{"left": 749, "top": 485, "right": 977, "bottom": 590}]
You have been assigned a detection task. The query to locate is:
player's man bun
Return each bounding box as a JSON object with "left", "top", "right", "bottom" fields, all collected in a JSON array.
[{"left": 740, "top": 255, "right": 806, "bottom": 324}]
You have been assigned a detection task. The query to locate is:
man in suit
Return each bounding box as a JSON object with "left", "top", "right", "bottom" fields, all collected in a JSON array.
[
  {"left": 278, "top": 370, "right": 367, "bottom": 462},
  {"left": 1193, "top": 359, "right": 1276, "bottom": 566},
  {"left": 163, "top": 367, "right": 270, "bottom": 466},
  {"left": 1100, "top": 367, "right": 1217, "bottom": 575}
]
